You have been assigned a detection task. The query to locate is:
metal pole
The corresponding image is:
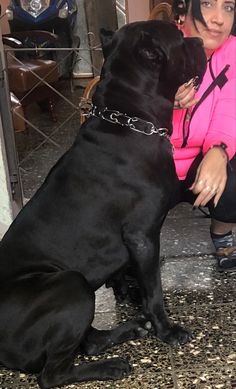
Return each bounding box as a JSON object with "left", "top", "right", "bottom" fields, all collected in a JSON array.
[
  {"left": 85, "top": 0, "right": 118, "bottom": 76},
  {"left": 0, "top": 26, "right": 23, "bottom": 215}
]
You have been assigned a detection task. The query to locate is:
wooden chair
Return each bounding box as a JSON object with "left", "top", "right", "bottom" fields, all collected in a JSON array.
[
  {"left": 3, "top": 31, "right": 60, "bottom": 129},
  {"left": 10, "top": 92, "right": 26, "bottom": 132},
  {"left": 149, "top": 1, "right": 174, "bottom": 21},
  {"left": 80, "top": 76, "right": 100, "bottom": 125}
]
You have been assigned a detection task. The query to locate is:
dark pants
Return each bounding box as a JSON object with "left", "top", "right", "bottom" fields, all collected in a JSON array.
[{"left": 173, "top": 154, "right": 236, "bottom": 224}]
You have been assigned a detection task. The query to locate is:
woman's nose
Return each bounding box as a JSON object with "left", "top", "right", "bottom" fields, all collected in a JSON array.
[{"left": 211, "top": 8, "right": 224, "bottom": 25}]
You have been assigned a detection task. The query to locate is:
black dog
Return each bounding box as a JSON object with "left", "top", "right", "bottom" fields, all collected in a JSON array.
[{"left": 0, "top": 21, "right": 206, "bottom": 388}]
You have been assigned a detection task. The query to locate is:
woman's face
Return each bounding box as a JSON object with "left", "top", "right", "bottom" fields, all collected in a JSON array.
[{"left": 182, "top": 0, "right": 235, "bottom": 57}]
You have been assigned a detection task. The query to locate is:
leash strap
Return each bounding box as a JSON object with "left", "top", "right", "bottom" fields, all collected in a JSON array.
[{"left": 181, "top": 64, "right": 230, "bottom": 148}]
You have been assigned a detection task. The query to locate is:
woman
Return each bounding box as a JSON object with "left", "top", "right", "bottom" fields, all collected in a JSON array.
[{"left": 171, "top": 0, "right": 236, "bottom": 271}]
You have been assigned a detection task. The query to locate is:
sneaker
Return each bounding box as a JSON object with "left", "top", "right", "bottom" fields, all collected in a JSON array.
[{"left": 216, "top": 245, "right": 236, "bottom": 272}]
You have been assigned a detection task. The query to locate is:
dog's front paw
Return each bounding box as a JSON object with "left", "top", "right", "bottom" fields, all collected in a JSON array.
[
  {"left": 124, "top": 318, "right": 152, "bottom": 339},
  {"left": 161, "top": 324, "right": 193, "bottom": 346}
]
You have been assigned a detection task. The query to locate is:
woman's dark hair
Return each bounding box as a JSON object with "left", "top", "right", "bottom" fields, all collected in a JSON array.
[{"left": 172, "top": 0, "right": 236, "bottom": 35}]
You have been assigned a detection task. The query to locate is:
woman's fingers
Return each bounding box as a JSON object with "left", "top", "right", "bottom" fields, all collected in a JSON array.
[
  {"left": 193, "top": 185, "right": 217, "bottom": 207},
  {"left": 176, "top": 84, "right": 194, "bottom": 99},
  {"left": 214, "top": 191, "right": 222, "bottom": 208},
  {"left": 191, "top": 176, "right": 223, "bottom": 207},
  {"left": 174, "top": 76, "right": 200, "bottom": 109},
  {"left": 189, "top": 178, "right": 204, "bottom": 193},
  {"left": 177, "top": 86, "right": 197, "bottom": 107},
  {"left": 175, "top": 84, "right": 198, "bottom": 109},
  {"left": 213, "top": 178, "right": 227, "bottom": 207},
  {"left": 192, "top": 177, "right": 226, "bottom": 207},
  {"left": 190, "top": 148, "right": 228, "bottom": 207}
]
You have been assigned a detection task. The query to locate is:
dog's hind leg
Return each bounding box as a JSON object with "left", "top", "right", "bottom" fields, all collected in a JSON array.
[
  {"left": 80, "top": 318, "right": 151, "bottom": 356},
  {"left": 39, "top": 357, "right": 131, "bottom": 389},
  {"left": 34, "top": 271, "right": 132, "bottom": 389},
  {"left": 40, "top": 318, "right": 151, "bottom": 387},
  {"left": 0, "top": 270, "right": 132, "bottom": 388}
]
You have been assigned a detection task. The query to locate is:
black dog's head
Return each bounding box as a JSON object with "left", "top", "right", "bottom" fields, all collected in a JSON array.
[{"left": 94, "top": 20, "right": 207, "bottom": 122}]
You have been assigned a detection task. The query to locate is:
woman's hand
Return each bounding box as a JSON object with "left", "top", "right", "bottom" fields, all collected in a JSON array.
[
  {"left": 190, "top": 147, "right": 228, "bottom": 208},
  {"left": 174, "top": 77, "right": 199, "bottom": 109}
]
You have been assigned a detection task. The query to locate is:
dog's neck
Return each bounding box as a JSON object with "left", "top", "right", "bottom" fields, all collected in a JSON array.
[
  {"left": 92, "top": 76, "right": 176, "bottom": 133},
  {"left": 90, "top": 105, "right": 170, "bottom": 138}
]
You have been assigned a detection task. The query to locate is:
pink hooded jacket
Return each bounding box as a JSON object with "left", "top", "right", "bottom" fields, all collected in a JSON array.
[{"left": 171, "top": 35, "right": 236, "bottom": 180}]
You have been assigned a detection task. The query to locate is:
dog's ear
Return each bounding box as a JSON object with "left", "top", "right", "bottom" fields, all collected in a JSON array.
[
  {"left": 100, "top": 28, "right": 115, "bottom": 58},
  {"left": 136, "top": 31, "right": 167, "bottom": 68}
]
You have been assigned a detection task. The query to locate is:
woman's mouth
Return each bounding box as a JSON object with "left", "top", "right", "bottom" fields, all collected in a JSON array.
[{"left": 207, "top": 29, "right": 222, "bottom": 37}]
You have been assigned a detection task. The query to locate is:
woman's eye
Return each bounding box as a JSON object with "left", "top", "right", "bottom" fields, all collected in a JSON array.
[
  {"left": 201, "top": 0, "right": 235, "bottom": 11},
  {"left": 224, "top": 4, "right": 235, "bottom": 12},
  {"left": 200, "top": 1, "right": 212, "bottom": 8}
]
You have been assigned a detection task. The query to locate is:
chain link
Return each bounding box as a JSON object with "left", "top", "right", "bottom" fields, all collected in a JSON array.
[{"left": 91, "top": 106, "right": 170, "bottom": 138}]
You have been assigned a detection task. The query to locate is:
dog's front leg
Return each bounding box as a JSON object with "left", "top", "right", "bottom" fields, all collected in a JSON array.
[{"left": 123, "top": 225, "right": 192, "bottom": 346}]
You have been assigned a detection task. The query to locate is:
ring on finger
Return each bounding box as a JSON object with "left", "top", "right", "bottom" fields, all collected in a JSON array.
[
  {"left": 197, "top": 180, "right": 204, "bottom": 186},
  {"left": 174, "top": 101, "right": 181, "bottom": 109}
]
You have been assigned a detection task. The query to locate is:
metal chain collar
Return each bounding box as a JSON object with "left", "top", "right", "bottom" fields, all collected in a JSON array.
[{"left": 90, "top": 105, "right": 170, "bottom": 138}]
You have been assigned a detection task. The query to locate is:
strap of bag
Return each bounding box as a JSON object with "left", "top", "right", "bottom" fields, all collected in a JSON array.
[{"left": 181, "top": 64, "right": 230, "bottom": 148}]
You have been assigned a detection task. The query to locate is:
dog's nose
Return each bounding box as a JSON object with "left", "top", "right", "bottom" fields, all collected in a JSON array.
[
  {"left": 192, "top": 37, "right": 204, "bottom": 47},
  {"left": 195, "top": 37, "right": 204, "bottom": 46},
  {"left": 185, "top": 37, "right": 204, "bottom": 47}
]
